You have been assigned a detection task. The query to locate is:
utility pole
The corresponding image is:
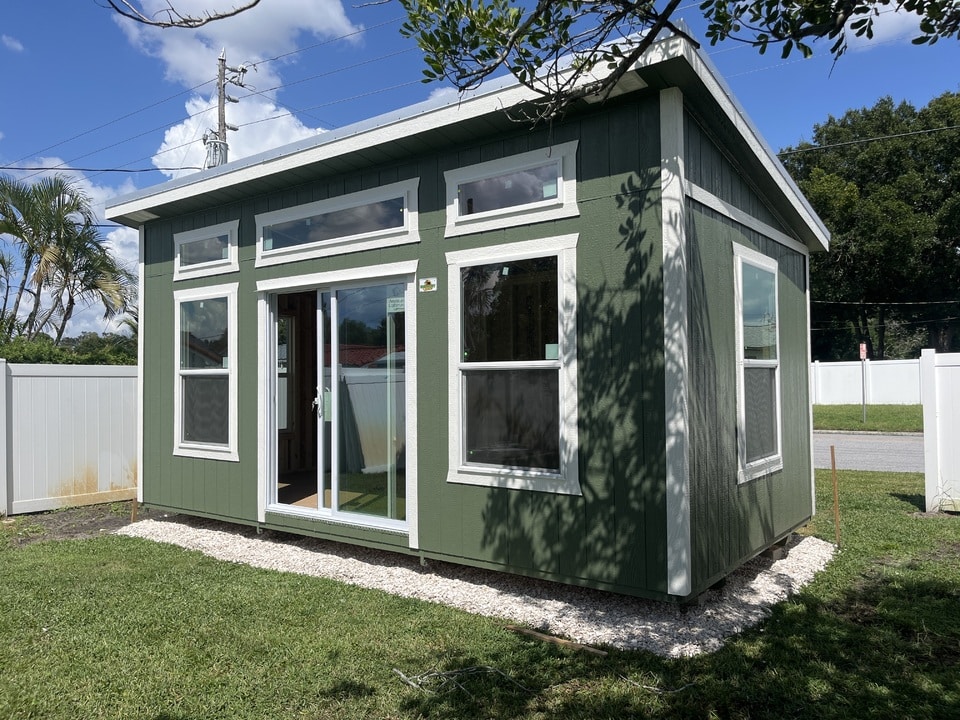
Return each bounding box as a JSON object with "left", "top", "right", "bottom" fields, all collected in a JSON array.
[{"left": 203, "top": 49, "right": 247, "bottom": 168}]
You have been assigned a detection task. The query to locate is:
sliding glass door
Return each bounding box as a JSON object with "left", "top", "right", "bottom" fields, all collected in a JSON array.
[{"left": 274, "top": 280, "right": 406, "bottom": 526}]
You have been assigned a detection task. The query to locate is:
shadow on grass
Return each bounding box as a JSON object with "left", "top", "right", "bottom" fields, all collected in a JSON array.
[
  {"left": 890, "top": 493, "right": 925, "bottom": 512},
  {"left": 397, "top": 568, "right": 960, "bottom": 719}
]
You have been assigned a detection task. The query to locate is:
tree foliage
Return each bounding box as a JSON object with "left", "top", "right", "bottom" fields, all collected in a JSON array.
[
  {"left": 0, "top": 174, "right": 134, "bottom": 344},
  {"left": 782, "top": 92, "right": 960, "bottom": 359}
]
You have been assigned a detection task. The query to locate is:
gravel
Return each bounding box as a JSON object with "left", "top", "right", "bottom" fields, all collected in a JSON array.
[{"left": 117, "top": 517, "right": 835, "bottom": 657}]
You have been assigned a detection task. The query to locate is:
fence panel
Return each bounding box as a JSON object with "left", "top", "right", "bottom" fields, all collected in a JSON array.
[
  {"left": 921, "top": 349, "right": 960, "bottom": 512},
  {"left": 1, "top": 361, "right": 137, "bottom": 515},
  {"left": 810, "top": 359, "right": 921, "bottom": 405}
]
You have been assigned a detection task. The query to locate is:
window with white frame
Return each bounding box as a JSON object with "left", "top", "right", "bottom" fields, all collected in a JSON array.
[
  {"left": 255, "top": 178, "right": 419, "bottom": 267},
  {"left": 734, "top": 244, "right": 782, "bottom": 482},
  {"left": 174, "top": 283, "right": 238, "bottom": 461},
  {"left": 444, "top": 141, "right": 579, "bottom": 237},
  {"left": 446, "top": 235, "right": 580, "bottom": 495},
  {"left": 173, "top": 220, "right": 239, "bottom": 280}
]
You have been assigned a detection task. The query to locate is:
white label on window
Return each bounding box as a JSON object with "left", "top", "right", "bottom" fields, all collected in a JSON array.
[
  {"left": 386, "top": 297, "right": 405, "bottom": 313},
  {"left": 544, "top": 343, "right": 559, "bottom": 360},
  {"left": 542, "top": 181, "right": 557, "bottom": 198}
]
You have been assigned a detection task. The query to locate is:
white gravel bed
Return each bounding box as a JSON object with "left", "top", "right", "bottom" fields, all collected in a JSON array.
[{"left": 117, "top": 517, "right": 834, "bottom": 657}]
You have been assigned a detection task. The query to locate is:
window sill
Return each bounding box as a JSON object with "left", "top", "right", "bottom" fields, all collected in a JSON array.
[
  {"left": 174, "top": 445, "right": 239, "bottom": 462},
  {"left": 738, "top": 456, "right": 783, "bottom": 484},
  {"left": 447, "top": 467, "right": 582, "bottom": 496}
]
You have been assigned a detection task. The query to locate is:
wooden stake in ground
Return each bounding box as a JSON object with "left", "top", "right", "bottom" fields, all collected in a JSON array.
[{"left": 830, "top": 445, "right": 840, "bottom": 547}]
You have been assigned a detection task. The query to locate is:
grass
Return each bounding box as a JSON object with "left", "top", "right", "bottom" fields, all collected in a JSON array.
[
  {"left": 1, "top": 471, "right": 958, "bottom": 719},
  {"left": 813, "top": 404, "right": 923, "bottom": 433}
]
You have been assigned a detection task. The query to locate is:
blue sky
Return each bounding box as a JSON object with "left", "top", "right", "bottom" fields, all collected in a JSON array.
[{"left": 1, "top": 1, "right": 958, "bottom": 334}]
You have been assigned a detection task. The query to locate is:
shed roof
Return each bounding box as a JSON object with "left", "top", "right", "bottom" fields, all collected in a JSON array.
[{"left": 106, "top": 33, "right": 829, "bottom": 252}]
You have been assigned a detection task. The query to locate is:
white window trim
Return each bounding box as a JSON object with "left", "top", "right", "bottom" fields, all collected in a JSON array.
[
  {"left": 445, "top": 234, "right": 581, "bottom": 495},
  {"left": 444, "top": 141, "right": 579, "bottom": 238},
  {"left": 255, "top": 178, "right": 420, "bottom": 268},
  {"left": 173, "top": 220, "right": 239, "bottom": 281},
  {"left": 733, "top": 243, "right": 783, "bottom": 483},
  {"left": 173, "top": 282, "right": 239, "bottom": 462}
]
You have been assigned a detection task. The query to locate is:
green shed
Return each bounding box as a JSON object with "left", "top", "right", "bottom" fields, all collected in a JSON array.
[{"left": 106, "top": 34, "right": 829, "bottom": 602}]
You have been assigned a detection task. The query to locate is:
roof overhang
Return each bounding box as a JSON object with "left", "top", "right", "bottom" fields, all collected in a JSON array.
[{"left": 106, "top": 34, "right": 829, "bottom": 253}]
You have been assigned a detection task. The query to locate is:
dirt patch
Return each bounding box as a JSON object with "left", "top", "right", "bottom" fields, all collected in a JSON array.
[{"left": 4, "top": 502, "right": 166, "bottom": 546}]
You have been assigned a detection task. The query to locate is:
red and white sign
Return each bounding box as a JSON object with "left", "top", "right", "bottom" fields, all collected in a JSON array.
[{"left": 859, "top": 342, "right": 867, "bottom": 360}]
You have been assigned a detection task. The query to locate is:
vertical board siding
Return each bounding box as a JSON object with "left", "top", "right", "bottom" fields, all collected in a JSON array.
[
  {"left": 141, "top": 92, "right": 672, "bottom": 596},
  {"left": 683, "top": 113, "right": 788, "bottom": 236},
  {"left": 686, "top": 200, "right": 812, "bottom": 589},
  {"left": 2, "top": 364, "right": 137, "bottom": 515}
]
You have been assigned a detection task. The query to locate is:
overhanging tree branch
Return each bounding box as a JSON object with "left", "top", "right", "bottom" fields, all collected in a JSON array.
[{"left": 101, "top": 0, "right": 262, "bottom": 28}]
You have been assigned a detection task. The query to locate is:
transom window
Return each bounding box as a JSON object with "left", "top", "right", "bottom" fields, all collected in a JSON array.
[
  {"left": 446, "top": 235, "right": 580, "bottom": 495},
  {"left": 173, "top": 220, "right": 239, "bottom": 280},
  {"left": 256, "top": 179, "right": 419, "bottom": 267},
  {"left": 444, "top": 141, "right": 579, "bottom": 237},
  {"left": 734, "top": 244, "right": 782, "bottom": 482},
  {"left": 174, "top": 283, "right": 238, "bottom": 461}
]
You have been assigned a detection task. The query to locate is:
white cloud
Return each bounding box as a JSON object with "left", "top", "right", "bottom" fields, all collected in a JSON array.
[
  {"left": 115, "top": 0, "right": 360, "bottom": 92},
  {"left": 846, "top": 9, "right": 923, "bottom": 51},
  {"left": 152, "top": 93, "right": 322, "bottom": 179},
  {"left": 2, "top": 35, "right": 24, "bottom": 52}
]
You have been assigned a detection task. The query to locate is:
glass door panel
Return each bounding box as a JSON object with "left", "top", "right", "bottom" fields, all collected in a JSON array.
[{"left": 335, "top": 282, "right": 406, "bottom": 521}]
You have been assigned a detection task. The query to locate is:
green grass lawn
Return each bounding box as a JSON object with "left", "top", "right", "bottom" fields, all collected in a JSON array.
[
  {"left": 2, "top": 471, "right": 958, "bottom": 719},
  {"left": 813, "top": 404, "right": 923, "bottom": 433}
]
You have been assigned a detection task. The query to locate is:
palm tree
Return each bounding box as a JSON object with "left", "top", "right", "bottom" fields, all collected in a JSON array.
[
  {"left": 37, "top": 221, "right": 134, "bottom": 344},
  {"left": 0, "top": 173, "right": 128, "bottom": 341}
]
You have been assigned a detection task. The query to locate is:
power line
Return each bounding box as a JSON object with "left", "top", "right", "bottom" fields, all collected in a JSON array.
[
  {"left": 1, "top": 166, "right": 200, "bottom": 174},
  {"left": 813, "top": 299, "right": 960, "bottom": 306},
  {"left": 778, "top": 124, "right": 960, "bottom": 156}
]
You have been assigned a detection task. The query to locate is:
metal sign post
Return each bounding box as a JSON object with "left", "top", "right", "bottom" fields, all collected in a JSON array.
[{"left": 859, "top": 342, "right": 867, "bottom": 424}]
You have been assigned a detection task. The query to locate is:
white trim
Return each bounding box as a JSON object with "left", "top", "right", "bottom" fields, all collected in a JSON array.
[
  {"left": 806, "top": 256, "right": 815, "bottom": 514},
  {"left": 256, "top": 293, "right": 270, "bottom": 523},
  {"left": 173, "top": 219, "right": 239, "bottom": 281},
  {"left": 733, "top": 243, "right": 784, "bottom": 483},
  {"left": 445, "top": 234, "right": 581, "bottom": 496},
  {"left": 255, "top": 178, "right": 420, "bottom": 268},
  {"left": 173, "top": 282, "right": 239, "bottom": 462},
  {"left": 256, "top": 260, "right": 419, "bottom": 293},
  {"left": 660, "top": 87, "right": 691, "bottom": 598},
  {"left": 137, "top": 226, "right": 145, "bottom": 503},
  {"left": 256, "top": 267, "right": 418, "bottom": 544},
  {"left": 684, "top": 182, "right": 809, "bottom": 258},
  {"left": 443, "top": 141, "right": 579, "bottom": 237}
]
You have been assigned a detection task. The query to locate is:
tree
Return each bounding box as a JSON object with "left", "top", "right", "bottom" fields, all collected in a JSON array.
[
  {"left": 781, "top": 92, "right": 960, "bottom": 359},
  {"left": 0, "top": 173, "right": 133, "bottom": 343},
  {"left": 102, "top": 0, "right": 960, "bottom": 121}
]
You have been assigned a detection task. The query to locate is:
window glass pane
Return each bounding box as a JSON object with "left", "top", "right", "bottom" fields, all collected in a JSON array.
[
  {"left": 742, "top": 263, "right": 777, "bottom": 360},
  {"left": 744, "top": 366, "right": 777, "bottom": 462},
  {"left": 181, "top": 234, "right": 228, "bottom": 266},
  {"left": 462, "top": 257, "right": 558, "bottom": 362},
  {"left": 464, "top": 369, "right": 559, "bottom": 471},
  {"left": 458, "top": 163, "right": 559, "bottom": 216},
  {"left": 263, "top": 197, "right": 404, "bottom": 251},
  {"left": 182, "top": 375, "right": 229, "bottom": 445},
  {"left": 180, "top": 298, "right": 229, "bottom": 369}
]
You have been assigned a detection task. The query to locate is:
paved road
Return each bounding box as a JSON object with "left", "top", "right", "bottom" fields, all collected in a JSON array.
[{"left": 813, "top": 432, "right": 924, "bottom": 473}]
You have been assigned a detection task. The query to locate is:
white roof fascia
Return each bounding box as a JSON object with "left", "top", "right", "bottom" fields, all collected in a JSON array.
[{"left": 632, "top": 36, "right": 830, "bottom": 252}]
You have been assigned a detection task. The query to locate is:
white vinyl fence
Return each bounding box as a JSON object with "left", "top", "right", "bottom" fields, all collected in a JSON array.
[
  {"left": 0, "top": 361, "right": 138, "bottom": 516},
  {"left": 810, "top": 359, "right": 921, "bottom": 405},
  {"left": 921, "top": 349, "right": 960, "bottom": 512}
]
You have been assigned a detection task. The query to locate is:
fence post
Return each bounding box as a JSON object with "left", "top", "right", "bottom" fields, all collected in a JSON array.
[
  {"left": 920, "top": 348, "right": 940, "bottom": 512},
  {"left": 0, "top": 359, "right": 8, "bottom": 516}
]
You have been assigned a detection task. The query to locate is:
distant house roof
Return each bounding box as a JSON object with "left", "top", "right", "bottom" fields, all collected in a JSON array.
[{"left": 106, "top": 32, "right": 829, "bottom": 253}]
